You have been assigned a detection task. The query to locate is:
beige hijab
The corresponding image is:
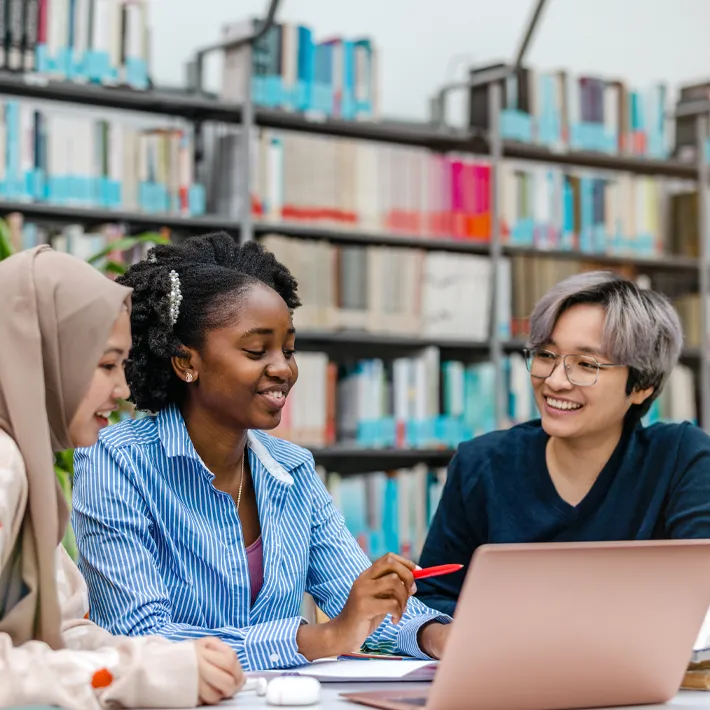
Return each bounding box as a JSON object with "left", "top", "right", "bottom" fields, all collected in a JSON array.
[{"left": 0, "top": 245, "right": 131, "bottom": 649}]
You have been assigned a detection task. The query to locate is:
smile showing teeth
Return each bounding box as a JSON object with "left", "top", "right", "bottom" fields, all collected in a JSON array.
[
  {"left": 258, "top": 390, "right": 287, "bottom": 408},
  {"left": 96, "top": 411, "right": 112, "bottom": 419},
  {"left": 545, "top": 397, "right": 582, "bottom": 411}
]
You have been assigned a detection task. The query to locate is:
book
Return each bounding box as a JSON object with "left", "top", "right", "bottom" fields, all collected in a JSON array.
[
  {"left": 220, "top": 18, "right": 378, "bottom": 119},
  {"left": 0, "top": 100, "right": 204, "bottom": 214},
  {"left": 468, "top": 64, "right": 668, "bottom": 158}
]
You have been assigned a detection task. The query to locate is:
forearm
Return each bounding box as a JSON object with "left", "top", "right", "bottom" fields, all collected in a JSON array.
[
  {"left": 0, "top": 632, "right": 198, "bottom": 710},
  {"left": 417, "top": 621, "right": 450, "bottom": 659},
  {"left": 131, "top": 615, "right": 311, "bottom": 672},
  {"left": 296, "top": 620, "right": 346, "bottom": 661}
]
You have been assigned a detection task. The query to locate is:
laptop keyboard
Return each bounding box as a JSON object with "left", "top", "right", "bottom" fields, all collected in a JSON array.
[{"left": 392, "top": 698, "right": 428, "bottom": 706}]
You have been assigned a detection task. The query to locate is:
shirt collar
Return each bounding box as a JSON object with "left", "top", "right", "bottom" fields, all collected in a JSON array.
[{"left": 156, "top": 404, "right": 310, "bottom": 484}]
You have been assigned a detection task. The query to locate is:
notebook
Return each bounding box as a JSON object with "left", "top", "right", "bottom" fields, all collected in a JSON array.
[
  {"left": 253, "top": 658, "right": 437, "bottom": 683},
  {"left": 342, "top": 540, "right": 710, "bottom": 710}
]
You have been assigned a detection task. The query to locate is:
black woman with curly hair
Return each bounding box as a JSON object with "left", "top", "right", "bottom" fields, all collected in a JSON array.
[{"left": 71, "top": 232, "right": 452, "bottom": 673}]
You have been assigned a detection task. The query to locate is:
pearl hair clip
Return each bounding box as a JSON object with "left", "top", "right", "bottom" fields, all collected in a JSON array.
[{"left": 168, "top": 269, "right": 182, "bottom": 327}]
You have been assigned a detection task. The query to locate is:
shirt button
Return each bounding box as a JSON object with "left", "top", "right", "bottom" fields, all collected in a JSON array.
[{"left": 270, "top": 653, "right": 280, "bottom": 663}]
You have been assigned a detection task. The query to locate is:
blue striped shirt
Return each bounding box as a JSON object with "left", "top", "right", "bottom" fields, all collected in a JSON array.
[{"left": 72, "top": 405, "right": 450, "bottom": 671}]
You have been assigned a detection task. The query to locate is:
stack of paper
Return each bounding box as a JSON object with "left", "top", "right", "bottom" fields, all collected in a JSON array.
[
  {"left": 692, "top": 606, "right": 710, "bottom": 664},
  {"left": 252, "top": 658, "right": 438, "bottom": 683}
]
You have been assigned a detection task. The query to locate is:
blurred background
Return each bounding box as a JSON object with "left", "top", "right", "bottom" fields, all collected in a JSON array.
[{"left": 1, "top": 0, "right": 708, "bottom": 562}]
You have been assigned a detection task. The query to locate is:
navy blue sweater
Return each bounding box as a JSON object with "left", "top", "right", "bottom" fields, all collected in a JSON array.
[{"left": 415, "top": 419, "right": 710, "bottom": 616}]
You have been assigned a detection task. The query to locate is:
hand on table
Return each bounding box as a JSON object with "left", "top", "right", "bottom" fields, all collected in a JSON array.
[{"left": 193, "top": 636, "right": 245, "bottom": 705}]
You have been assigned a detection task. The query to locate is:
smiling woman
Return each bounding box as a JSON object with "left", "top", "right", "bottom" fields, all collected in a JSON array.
[
  {"left": 71, "top": 232, "right": 452, "bottom": 673},
  {"left": 415, "top": 270, "right": 710, "bottom": 618},
  {"left": 67, "top": 307, "right": 132, "bottom": 447},
  {"left": 0, "top": 246, "right": 243, "bottom": 709}
]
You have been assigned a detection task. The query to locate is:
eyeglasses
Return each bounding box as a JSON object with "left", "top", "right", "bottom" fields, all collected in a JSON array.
[{"left": 523, "top": 348, "right": 625, "bottom": 387}]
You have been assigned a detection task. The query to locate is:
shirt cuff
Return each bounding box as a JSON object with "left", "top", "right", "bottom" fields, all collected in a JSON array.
[
  {"left": 396, "top": 613, "right": 452, "bottom": 660},
  {"left": 242, "top": 616, "right": 310, "bottom": 671}
]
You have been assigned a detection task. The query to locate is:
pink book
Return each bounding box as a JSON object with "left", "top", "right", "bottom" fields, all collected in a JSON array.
[
  {"left": 38, "top": 0, "right": 48, "bottom": 44},
  {"left": 451, "top": 159, "right": 466, "bottom": 239},
  {"left": 426, "top": 155, "right": 442, "bottom": 236}
]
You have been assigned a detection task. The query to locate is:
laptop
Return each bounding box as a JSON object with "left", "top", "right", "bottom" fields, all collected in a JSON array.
[{"left": 342, "top": 539, "right": 710, "bottom": 710}]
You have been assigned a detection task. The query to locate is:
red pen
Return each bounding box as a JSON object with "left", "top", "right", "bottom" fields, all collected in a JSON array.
[{"left": 412, "top": 563, "right": 463, "bottom": 580}]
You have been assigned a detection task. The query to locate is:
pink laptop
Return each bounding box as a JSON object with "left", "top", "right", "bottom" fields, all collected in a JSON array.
[{"left": 342, "top": 540, "right": 710, "bottom": 710}]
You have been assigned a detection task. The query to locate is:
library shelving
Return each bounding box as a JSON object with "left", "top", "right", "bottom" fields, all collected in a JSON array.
[
  {"left": 0, "top": 199, "right": 239, "bottom": 233},
  {"left": 0, "top": 73, "right": 699, "bottom": 176},
  {"left": 1, "top": 32, "right": 708, "bottom": 472},
  {"left": 308, "top": 446, "right": 454, "bottom": 476},
  {"left": 0, "top": 200, "right": 700, "bottom": 272}
]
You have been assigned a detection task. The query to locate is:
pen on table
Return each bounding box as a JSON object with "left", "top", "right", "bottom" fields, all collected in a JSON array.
[
  {"left": 412, "top": 563, "right": 463, "bottom": 580},
  {"left": 337, "top": 652, "right": 410, "bottom": 661}
]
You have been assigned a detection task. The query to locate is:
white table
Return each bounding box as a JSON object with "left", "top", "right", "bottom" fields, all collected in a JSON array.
[{"left": 143, "top": 685, "right": 710, "bottom": 710}]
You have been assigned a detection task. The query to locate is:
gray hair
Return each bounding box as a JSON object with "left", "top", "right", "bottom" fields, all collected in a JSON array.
[{"left": 528, "top": 270, "right": 684, "bottom": 419}]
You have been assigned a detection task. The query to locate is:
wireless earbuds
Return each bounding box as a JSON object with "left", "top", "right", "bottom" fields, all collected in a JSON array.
[
  {"left": 265, "top": 676, "right": 321, "bottom": 706},
  {"left": 241, "top": 677, "right": 269, "bottom": 696}
]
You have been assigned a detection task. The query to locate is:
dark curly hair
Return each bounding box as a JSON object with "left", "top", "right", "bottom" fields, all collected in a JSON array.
[{"left": 117, "top": 232, "right": 300, "bottom": 412}]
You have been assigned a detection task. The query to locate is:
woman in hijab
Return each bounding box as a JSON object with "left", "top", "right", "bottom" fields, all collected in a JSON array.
[{"left": 0, "top": 245, "right": 244, "bottom": 709}]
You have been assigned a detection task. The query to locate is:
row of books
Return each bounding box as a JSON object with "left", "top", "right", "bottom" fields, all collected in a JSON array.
[
  {"left": 508, "top": 254, "right": 699, "bottom": 342},
  {"left": 500, "top": 161, "right": 687, "bottom": 257},
  {"left": 220, "top": 18, "right": 378, "bottom": 119},
  {"left": 470, "top": 65, "right": 668, "bottom": 158},
  {"left": 270, "top": 348, "right": 698, "bottom": 450},
  {"left": 327, "top": 465, "right": 445, "bottom": 562},
  {"left": 261, "top": 234, "right": 507, "bottom": 342},
  {"left": 271, "top": 348, "right": 501, "bottom": 450},
  {"left": 9, "top": 221, "right": 699, "bottom": 351},
  {"left": 260, "top": 235, "right": 703, "bottom": 346},
  {"left": 0, "top": 101, "right": 205, "bottom": 214},
  {"left": 18, "top": 0, "right": 151, "bottom": 88},
  {"left": 206, "top": 127, "right": 699, "bottom": 259},
  {"left": 208, "top": 127, "right": 492, "bottom": 238}
]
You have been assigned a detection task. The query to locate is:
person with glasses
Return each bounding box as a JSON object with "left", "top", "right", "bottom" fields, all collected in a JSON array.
[{"left": 415, "top": 270, "right": 710, "bottom": 616}]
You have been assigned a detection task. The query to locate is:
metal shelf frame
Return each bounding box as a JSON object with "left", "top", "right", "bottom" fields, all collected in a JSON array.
[{"left": 0, "top": 201, "right": 698, "bottom": 274}]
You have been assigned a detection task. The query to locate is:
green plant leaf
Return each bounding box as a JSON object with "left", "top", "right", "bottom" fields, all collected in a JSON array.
[
  {"left": 0, "top": 218, "right": 14, "bottom": 261},
  {"left": 86, "top": 233, "right": 171, "bottom": 265},
  {"left": 55, "top": 461, "right": 78, "bottom": 560},
  {"left": 54, "top": 449, "right": 74, "bottom": 477},
  {"left": 102, "top": 260, "right": 127, "bottom": 276}
]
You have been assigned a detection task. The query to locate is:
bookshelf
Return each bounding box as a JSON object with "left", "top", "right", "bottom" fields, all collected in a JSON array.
[
  {"left": 0, "top": 73, "right": 699, "bottom": 175},
  {"left": 0, "top": 15, "right": 707, "bottom": 486},
  {"left": 0, "top": 198, "right": 702, "bottom": 273},
  {"left": 0, "top": 75, "right": 706, "bottom": 427},
  {"left": 308, "top": 447, "right": 453, "bottom": 476}
]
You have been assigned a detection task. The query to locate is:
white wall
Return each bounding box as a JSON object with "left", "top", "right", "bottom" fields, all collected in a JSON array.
[{"left": 151, "top": 0, "right": 710, "bottom": 123}]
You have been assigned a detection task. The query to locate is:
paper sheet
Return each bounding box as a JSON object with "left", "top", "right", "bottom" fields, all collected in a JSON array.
[
  {"left": 695, "top": 606, "right": 710, "bottom": 651},
  {"left": 252, "top": 658, "right": 438, "bottom": 683}
]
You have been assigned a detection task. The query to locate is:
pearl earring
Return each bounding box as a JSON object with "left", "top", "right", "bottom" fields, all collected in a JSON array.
[{"left": 186, "top": 372, "right": 193, "bottom": 383}]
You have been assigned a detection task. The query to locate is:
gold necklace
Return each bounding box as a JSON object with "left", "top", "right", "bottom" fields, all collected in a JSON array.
[{"left": 236, "top": 450, "right": 245, "bottom": 511}]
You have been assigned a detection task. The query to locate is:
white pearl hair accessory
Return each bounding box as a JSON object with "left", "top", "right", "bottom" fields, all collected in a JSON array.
[{"left": 168, "top": 269, "right": 182, "bottom": 327}]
